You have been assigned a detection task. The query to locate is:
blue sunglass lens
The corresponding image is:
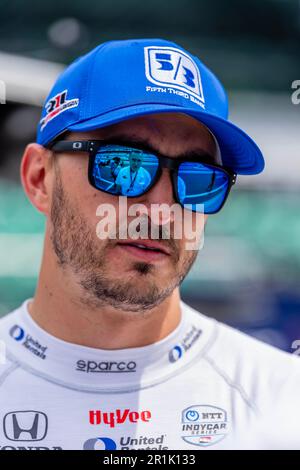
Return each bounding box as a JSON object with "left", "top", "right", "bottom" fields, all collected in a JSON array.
[
  {"left": 92, "top": 146, "right": 230, "bottom": 213},
  {"left": 92, "top": 145, "right": 159, "bottom": 196},
  {"left": 178, "top": 162, "right": 230, "bottom": 213}
]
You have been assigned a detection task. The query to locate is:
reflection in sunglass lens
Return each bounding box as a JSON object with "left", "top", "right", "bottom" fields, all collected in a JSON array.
[
  {"left": 177, "top": 162, "right": 230, "bottom": 213},
  {"left": 91, "top": 145, "right": 159, "bottom": 197}
]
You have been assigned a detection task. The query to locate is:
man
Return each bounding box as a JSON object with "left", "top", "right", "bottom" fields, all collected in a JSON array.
[
  {"left": 0, "top": 38, "right": 299, "bottom": 451},
  {"left": 109, "top": 156, "right": 121, "bottom": 183},
  {"left": 115, "top": 152, "right": 151, "bottom": 195}
]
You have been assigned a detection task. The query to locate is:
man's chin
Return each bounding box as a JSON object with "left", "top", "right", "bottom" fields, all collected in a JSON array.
[{"left": 79, "top": 271, "right": 176, "bottom": 311}]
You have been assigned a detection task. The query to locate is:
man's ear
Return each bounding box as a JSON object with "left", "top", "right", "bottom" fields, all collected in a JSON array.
[{"left": 20, "top": 143, "right": 54, "bottom": 215}]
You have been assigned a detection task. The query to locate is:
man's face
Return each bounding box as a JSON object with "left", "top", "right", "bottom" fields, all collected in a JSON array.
[
  {"left": 111, "top": 158, "right": 120, "bottom": 170},
  {"left": 49, "top": 112, "right": 216, "bottom": 312},
  {"left": 129, "top": 153, "right": 142, "bottom": 172}
]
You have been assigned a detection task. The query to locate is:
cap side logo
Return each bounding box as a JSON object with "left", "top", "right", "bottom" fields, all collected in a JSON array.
[
  {"left": 144, "top": 46, "right": 205, "bottom": 103},
  {"left": 40, "top": 89, "right": 79, "bottom": 131}
]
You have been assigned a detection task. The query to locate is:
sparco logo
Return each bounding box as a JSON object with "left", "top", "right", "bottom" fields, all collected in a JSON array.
[
  {"left": 9, "top": 325, "right": 47, "bottom": 360},
  {"left": 84, "top": 434, "right": 167, "bottom": 450},
  {"left": 76, "top": 359, "right": 137, "bottom": 373},
  {"left": 169, "top": 325, "right": 202, "bottom": 363},
  {"left": 89, "top": 409, "right": 151, "bottom": 428},
  {"left": 3, "top": 411, "right": 48, "bottom": 441}
]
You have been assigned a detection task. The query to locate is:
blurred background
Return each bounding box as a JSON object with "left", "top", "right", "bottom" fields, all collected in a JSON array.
[{"left": 0, "top": 0, "right": 299, "bottom": 352}]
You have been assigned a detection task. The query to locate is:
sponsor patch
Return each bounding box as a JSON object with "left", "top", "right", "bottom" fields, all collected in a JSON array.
[
  {"left": 169, "top": 325, "right": 202, "bottom": 363},
  {"left": 76, "top": 359, "right": 137, "bottom": 373},
  {"left": 9, "top": 325, "right": 47, "bottom": 360},
  {"left": 144, "top": 46, "right": 205, "bottom": 108},
  {"left": 89, "top": 408, "right": 151, "bottom": 428},
  {"left": 40, "top": 89, "right": 79, "bottom": 131},
  {"left": 181, "top": 405, "right": 228, "bottom": 447},
  {"left": 83, "top": 434, "right": 167, "bottom": 450},
  {"left": 3, "top": 411, "right": 48, "bottom": 442}
]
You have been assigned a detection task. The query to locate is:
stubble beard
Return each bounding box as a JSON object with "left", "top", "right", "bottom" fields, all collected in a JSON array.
[{"left": 50, "top": 165, "right": 198, "bottom": 312}]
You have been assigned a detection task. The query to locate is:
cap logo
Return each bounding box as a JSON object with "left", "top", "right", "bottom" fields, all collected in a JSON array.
[
  {"left": 40, "top": 89, "right": 79, "bottom": 131},
  {"left": 144, "top": 46, "right": 204, "bottom": 106}
]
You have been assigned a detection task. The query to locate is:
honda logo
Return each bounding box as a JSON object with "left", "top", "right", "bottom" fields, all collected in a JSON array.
[{"left": 3, "top": 411, "right": 48, "bottom": 441}]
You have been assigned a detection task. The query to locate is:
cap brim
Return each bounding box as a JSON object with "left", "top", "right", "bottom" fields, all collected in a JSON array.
[{"left": 69, "top": 103, "right": 264, "bottom": 175}]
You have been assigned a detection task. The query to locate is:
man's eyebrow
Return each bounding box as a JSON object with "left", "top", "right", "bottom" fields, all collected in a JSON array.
[{"left": 100, "top": 134, "right": 216, "bottom": 162}]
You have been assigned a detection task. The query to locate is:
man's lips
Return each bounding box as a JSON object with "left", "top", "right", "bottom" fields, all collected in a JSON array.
[
  {"left": 117, "top": 240, "right": 171, "bottom": 255},
  {"left": 116, "top": 240, "right": 171, "bottom": 262}
]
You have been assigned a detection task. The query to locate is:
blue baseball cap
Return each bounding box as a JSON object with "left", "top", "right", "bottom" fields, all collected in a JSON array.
[{"left": 37, "top": 38, "right": 264, "bottom": 175}]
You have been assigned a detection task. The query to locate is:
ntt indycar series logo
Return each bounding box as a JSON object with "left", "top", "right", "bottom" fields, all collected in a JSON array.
[
  {"left": 76, "top": 359, "right": 137, "bottom": 373},
  {"left": 169, "top": 325, "right": 202, "bottom": 363},
  {"left": 84, "top": 434, "right": 167, "bottom": 450},
  {"left": 9, "top": 325, "right": 47, "bottom": 360},
  {"left": 181, "top": 405, "right": 228, "bottom": 447}
]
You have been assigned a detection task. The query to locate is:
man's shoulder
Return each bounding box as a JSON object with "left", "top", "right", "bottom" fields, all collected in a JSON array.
[
  {"left": 213, "top": 315, "right": 299, "bottom": 371},
  {"left": 117, "top": 166, "right": 128, "bottom": 176},
  {"left": 183, "top": 301, "right": 299, "bottom": 369},
  {"left": 0, "top": 303, "right": 25, "bottom": 352},
  {"left": 182, "top": 302, "right": 300, "bottom": 409},
  {"left": 140, "top": 167, "right": 151, "bottom": 177},
  {"left": 0, "top": 310, "right": 18, "bottom": 381},
  {"left": 0, "top": 305, "right": 21, "bottom": 328}
]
